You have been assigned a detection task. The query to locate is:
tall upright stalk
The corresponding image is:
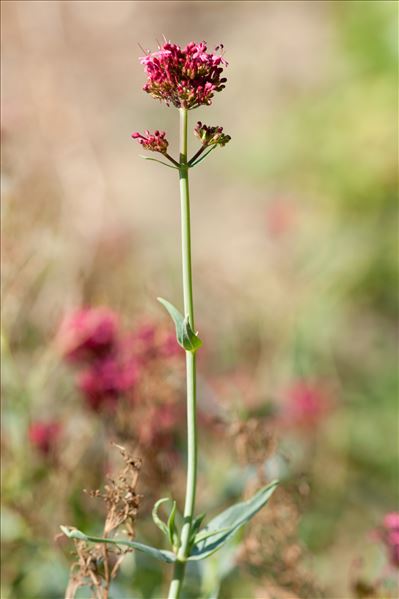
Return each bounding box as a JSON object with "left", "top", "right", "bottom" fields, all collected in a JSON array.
[
  {"left": 168, "top": 108, "right": 198, "bottom": 599},
  {"left": 62, "top": 40, "right": 279, "bottom": 599}
]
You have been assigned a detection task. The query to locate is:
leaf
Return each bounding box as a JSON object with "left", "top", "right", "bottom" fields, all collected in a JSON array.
[
  {"left": 181, "top": 316, "right": 202, "bottom": 352},
  {"left": 157, "top": 297, "right": 202, "bottom": 352},
  {"left": 190, "top": 512, "right": 206, "bottom": 542},
  {"left": 140, "top": 155, "right": 179, "bottom": 170},
  {"left": 193, "top": 526, "right": 231, "bottom": 544},
  {"left": 167, "top": 500, "right": 179, "bottom": 549},
  {"left": 60, "top": 526, "right": 176, "bottom": 564},
  {"left": 187, "top": 481, "right": 278, "bottom": 561},
  {"left": 152, "top": 497, "right": 170, "bottom": 536}
]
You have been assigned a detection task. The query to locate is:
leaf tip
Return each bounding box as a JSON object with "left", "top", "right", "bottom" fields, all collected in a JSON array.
[{"left": 60, "top": 525, "right": 71, "bottom": 537}]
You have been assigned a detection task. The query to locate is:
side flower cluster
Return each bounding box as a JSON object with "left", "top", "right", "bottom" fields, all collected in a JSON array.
[
  {"left": 140, "top": 41, "right": 227, "bottom": 110},
  {"left": 131, "top": 130, "right": 169, "bottom": 154},
  {"left": 194, "top": 121, "right": 231, "bottom": 147}
]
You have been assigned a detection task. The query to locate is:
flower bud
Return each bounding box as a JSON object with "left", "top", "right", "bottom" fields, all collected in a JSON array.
[
  {"left": 131, "top": 130, "right": 169, "bottom": 153},
  {"left": 194, "top": 122, "right": 231, "bottom": 147}
]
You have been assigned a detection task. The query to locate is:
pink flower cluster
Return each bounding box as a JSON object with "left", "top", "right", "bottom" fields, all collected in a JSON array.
[
  {"left": 57, "top": 307, "right": 119, "bottom": 364},
  {"left": 140, "top": 41, "right": 227, "bottom": 109},
  {"left": 131, "top": 130, "right": 169, "bottom": 153},
  {"left": 77, "top": 356, "right": 138, "bottom": 412},
  {"left": 58, "top": 307, "right": 179, "bottom": 412},
  {"left": 28, "top": 421, "right": 61, "bottom": 456},
  {"left": 381, "top": 512, "right": 399, "bottom": 568},
  {"left": 194, "top": 122, "right": 231, "bottom": 147}
]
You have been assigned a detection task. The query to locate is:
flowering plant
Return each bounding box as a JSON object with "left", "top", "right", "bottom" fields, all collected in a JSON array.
[{"left": 62, "top": 39, "right": 277, "bottom": 598}]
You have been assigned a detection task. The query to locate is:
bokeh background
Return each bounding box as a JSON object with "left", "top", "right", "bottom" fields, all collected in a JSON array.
[{"left": 2, "top": 2, "right": 398, "bottom": 598}]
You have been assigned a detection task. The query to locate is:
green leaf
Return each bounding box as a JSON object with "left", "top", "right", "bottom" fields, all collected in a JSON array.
[
  {"left": 140, "top": 155, "right": 179, "bottom": 170},
  {"left": 60, "top": 526, "right": 176, "bottom": 564},
  {"left": 194, "top": 526, "right": 231, "bottom": 544},
  {"left": 167, "top": 500, "right": 179, "bottom": 549},
  {"left": 187, "top": 481, "right": 278, "bottom": 561},
  {"left": 152, "top": 498, "right": 170, "bottom": 536},
  {"left": 157, "top": 297, "right": 202, "bottom": 352},
  {"left": 181, "top": 316, "right": 202, "bottom": 351},
  {"left": 190, "top": 512, "right": 206, "bottom": 543}
]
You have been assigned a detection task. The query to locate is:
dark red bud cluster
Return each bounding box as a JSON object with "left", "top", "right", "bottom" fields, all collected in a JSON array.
[{"left": 194, "top": 122, "right": 231, "bottom": 147}]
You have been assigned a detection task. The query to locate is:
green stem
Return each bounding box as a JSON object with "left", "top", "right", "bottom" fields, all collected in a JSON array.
[{"left": 168, "top": 107, "right": 198, "bottom": 599}]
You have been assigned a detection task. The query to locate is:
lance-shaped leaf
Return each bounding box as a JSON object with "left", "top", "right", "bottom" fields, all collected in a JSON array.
[
  {"left": 152, "top": 497, "right": 170, "bottom": 536},
  {"left": 60, "top": 526, "right": 176, "bottom": 564},
  {"left": 187, "top": 480, "right": 278, "bottom": 561},
  {"left": 189, "top": 512, "right": 206, "bottom": 545},
  {"left": 167, "top": 500, "right": 179, "bottom": 549},
  {"left": 157, "top": 297, "right": 202, "bottom": 352}
]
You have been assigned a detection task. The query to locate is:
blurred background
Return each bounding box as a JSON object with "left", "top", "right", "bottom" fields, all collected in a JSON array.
[{"left": 2, "top": 1, "right": 398, "bottom": 598}]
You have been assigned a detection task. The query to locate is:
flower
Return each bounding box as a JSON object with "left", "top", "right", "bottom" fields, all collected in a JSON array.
[
  {"left": 194, "top": 122, "right": 231, "bottom": 147},
  {"left": 78, "top": 357, "right": 138, "bottom": 412},
  {"left": 139, "top": 41, "right": 227, "bottom": 109},
  {"left": 128, "top": 322, "right": 180, "bottom": 364},
  {"left": 265, "top": 198, "right": 296, "bottom": 237},
  {"left": 28, "top": 421, "right": 61, "bottom": 455},
  {"left": 281, "top": 380, "right": 331, "bottom": 429},
  {"left": 131, "top": 130, "right": 169, "bottom": 153},
  {"left": 381, "top": 512, "right": 399, "bottom": 568},
  {"left": 57, "top": 308, "right": 119, "bottom": 364}
]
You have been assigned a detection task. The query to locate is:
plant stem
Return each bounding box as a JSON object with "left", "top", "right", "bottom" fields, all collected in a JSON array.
[{"left": 168, "top": 107, "right": 198, "bottom": 599}]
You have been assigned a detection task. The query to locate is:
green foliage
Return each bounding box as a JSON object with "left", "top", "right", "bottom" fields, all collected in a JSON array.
[
  {"left": 157, "top": 297, "right": 202, "bottom": 352},
  {"left": 60, "top": 526, "right": 176, "bottom": 564},
  {"left": 151, "top": 497, "right": 170, "bottom": 537},
  {"left": 151, "top": 497, "right": 180, "bottom": 550},
  {"left": 188, "top": 482, "right": 278, "bottom": 561}
]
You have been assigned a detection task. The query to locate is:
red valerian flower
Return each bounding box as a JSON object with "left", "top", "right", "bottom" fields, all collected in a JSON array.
[
  {"left": 78, "top": 357, "right": 138, "bottom": 412},
  {"left": 194, "top": 122, "right": 231, "bottom": 147},
  {"left": 128, "top": 322, "right": 180, "bottom": 363},
  {"left": 57, "top": 307, "right": 119, "bottom": 364},
  {"left": 28, "top": 421, "right": 61, "bottom": 455},
  {"left": 265, "top": 198, "right": 297, "bottom": 238},
  {"left": 380, "top": 512, "right": 399, "bottom": 568},
  {"left": 139, "top": 41, "right": 227, "bottom": 109},
  {"left": 281, "top": 380, "right": 331, "bottom": 429},
  {"left": 131, "top": 130, "right": 169, "bottom": 153}
]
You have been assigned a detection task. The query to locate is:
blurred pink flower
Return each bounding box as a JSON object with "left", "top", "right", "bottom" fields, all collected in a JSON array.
[
  {"left": 140, "top": 41, "right": 227, "bottom": 109},
  {"left": 131, "top": 130, "right": 169, "bottom": 153},
  {"left": 129, "top": 322, "right": 180, "bottom": 363},
  {"left": 57, "top": 307, "right": 119, "bottom": 364},
  {"left": 28, "top": 421, "right": 61, "bottom": 455},
  {"left": 265, "top": 198, "right": 296, "bottom": 237},
  {"left": 78, "top": 357, "right": 138, "bottom": 412},
  {"left": 158, "top": 330, "right": 180, "bottom": 358},
  {"left": 281, "top": 380, "right": 331, "bottom": 429},
  {"left": 59, "top": 308, "right": 180, "bottom": 413},
  {"left": 381, "top": 512, "right": 399, "bottom": 568}
]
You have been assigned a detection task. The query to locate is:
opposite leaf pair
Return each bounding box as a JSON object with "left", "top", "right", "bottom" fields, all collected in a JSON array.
[
  {"left": 61, "top": 480, "right": 278, "bottom": 565},
  {"left": 158, "top": 297, "right": 202, "bottom": 353}
]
